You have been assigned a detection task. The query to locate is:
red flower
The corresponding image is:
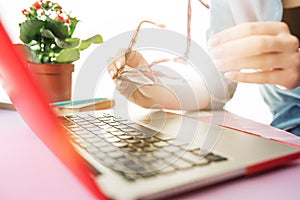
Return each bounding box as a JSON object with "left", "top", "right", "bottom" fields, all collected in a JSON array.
[
  {"left": 57, "top": 15, "right": 64, "bottom": 22},
  {"left": 65, "top": 18, "right": 71, "bottom": 26},
  {"left": 33, "top": 2, "right": 42, "bottom": 10},
  {"left": 22, "top": 9, "right": 28, "bottom": 15}
]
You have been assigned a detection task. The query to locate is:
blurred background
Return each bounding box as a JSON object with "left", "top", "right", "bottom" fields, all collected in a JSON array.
[{"left": 0, "top": 0, "right": 272, "bottom": 124}]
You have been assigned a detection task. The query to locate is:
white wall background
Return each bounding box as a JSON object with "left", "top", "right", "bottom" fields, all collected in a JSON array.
[{"left": 0, "top": 0, "right": 272, "bottom": 124}]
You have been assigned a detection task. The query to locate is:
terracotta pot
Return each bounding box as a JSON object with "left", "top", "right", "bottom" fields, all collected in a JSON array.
[{"left": 26, "top": 62, "right": 74, "bottom": 103}]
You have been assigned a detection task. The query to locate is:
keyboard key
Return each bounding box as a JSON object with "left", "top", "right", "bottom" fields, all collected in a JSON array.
[
  {"left": 127, "top": 131, "right": 144, "bottom": 137},
  {"left": 149, "top": 160, "right": 169, "bottom": 170},
  {"left": 79, "top": 133, "right": 97, "bottom": 139},
  {"left": 93, "top": 122, "right": 106, "bottom": 126},
  {"left": 105, "top": 136, "right": 121, "bottom": 143},
  {"left": 104, "top": 127, "right": 120, "bottom": 133},
  {"left": 118, "top": 135, "right": 134, "bottom": 140},
  {"left": 86, "top": 137, "right": 102, "bottom": 143},
  {"left": 139, "top": 171, "right": 156, "bottom": 178},
  {"left": 98, "top": 145, "right": 116, "bottom": 153},
  {"left": 154, "top": 134, "right": 174, "bottom": 141},
  {"left": 125, "top": 138, "right": 140, "bottom": 144},
  {"left": 205, "top": 153, "right": 227, "bottom": 162},
  {"left": 86, "top": 146, "right": 99, "bottom": 154},
  {"left": 182, "top": 152, "right": 209, "bottom": 166},
  {"left": 114, "top": 124, "right": 132, "bottom": 129},
  {"left": 159, "top": 165, "right": 177, "bottom": 174},
  {"left": 110, "top": 130, "right": 126, "bottom": 136},
  {"left": 153, "top": 141, "right": 169, "bottom": 148},
  {"left": 153, "top": 150, "right": 172, "bottom": 158},
  {"left": 93, "top": 141, "right": 109, "bottom": 148},
  {"left": 111, "top": 142, "right": 128, "bottom": 148},
  {"left": 94, "top": 151, "right": 106, "bottom": 159},
  {"left": 121, "top": 172, "right": 141, "bottom": 182},
  {"left": 143, "top": 145, "right": 159, "bottom": 152},
  {"left": 144, "top": 137, "right": 160, "bottom": 143},
  {"left": 163, "top": 145, "right": 180, "bottom": 153},
  {"left": 107, "top": 150, "right": 125, "bottom": 159},
  {"left": 171, "top": 159, "right": 193, "bottom": 170},
  {"left": 101, "top": 157, "right": 117, "bottom": 166}
]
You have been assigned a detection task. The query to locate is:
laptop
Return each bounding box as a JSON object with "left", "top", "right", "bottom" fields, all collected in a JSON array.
[{"left": 1, "top": 22, "right": 300, "bottom": 200}]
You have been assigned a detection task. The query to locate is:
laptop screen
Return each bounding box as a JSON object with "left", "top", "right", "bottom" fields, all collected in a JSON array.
[{"left": 0, "top": 22, "right": 105, "bottom": 199}]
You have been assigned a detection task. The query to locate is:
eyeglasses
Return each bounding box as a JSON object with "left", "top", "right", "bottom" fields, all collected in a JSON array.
[{"left": 112, "top": 0, "right": 209, "bottom": 84}]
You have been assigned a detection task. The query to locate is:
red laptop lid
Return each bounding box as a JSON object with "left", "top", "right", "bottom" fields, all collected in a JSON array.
[{"left": 0, "top": 22, "right": 106, "bottom": 200}]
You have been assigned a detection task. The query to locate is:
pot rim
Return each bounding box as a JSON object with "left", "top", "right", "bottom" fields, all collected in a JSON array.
[{"left": 27, "top": 62, "right": 75, "bottom": 74}]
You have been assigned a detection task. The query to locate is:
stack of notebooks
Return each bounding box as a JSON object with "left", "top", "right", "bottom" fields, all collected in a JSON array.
[
  {"left": 0, "top": 85, "right": 15, "bottom": 110},
  {"left": 0, "top": 95, "right": 114, "bottom": 114},
  {"left": 0, "top": 101, "right": 15, "bottom": 110},
  {"left": 51, "top": 98, "right": 115, "bottom": 115}
]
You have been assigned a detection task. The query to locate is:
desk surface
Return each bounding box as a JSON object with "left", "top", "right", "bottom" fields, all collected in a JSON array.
[{"left": 1, "top": 109, "right": 300, "bottom": 200}]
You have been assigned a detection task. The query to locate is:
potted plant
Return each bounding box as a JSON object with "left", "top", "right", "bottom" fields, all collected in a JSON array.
[{"left": 18, "top": 0, "right": 103, "bottom": 102}]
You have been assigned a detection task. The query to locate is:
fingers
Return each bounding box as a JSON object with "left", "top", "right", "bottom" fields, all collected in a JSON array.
[
  {"left": 224, "top": 66, "right": 300, "bottom": 89},
  {"left": 107, "top": 50, "right": 148, "bottom": 80},
  {"left": 208, "top": 22, "right": 291, "bottom": 47},
  {"left": 125, "top": 51, "right": 148, "bottom": 68},
  {"left": 215, "top": 52, "right": 300, "bottom": 72},
  {"left": 107, "top": 54, "right": 125, "bottom": 79},
  {"left": 208, "top": 22, "right": 300, "bottom": 88},
  {"left": 211, "top": 34, "right": 299, "bottom": 62},
  {"left": 224, "top": 70, "right": 279, "bottom": 84}
]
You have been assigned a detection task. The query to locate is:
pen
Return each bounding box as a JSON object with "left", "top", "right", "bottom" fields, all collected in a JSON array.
[{"left": 51, "top": 98, "right": 108, "bottom": 107}]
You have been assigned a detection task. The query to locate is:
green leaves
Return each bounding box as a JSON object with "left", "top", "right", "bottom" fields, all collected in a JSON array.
[
  {"left": 55, "top": 35, "right": 103, "bottom": 63},
  {"left": 61, "top": 38, "right": 80, "bottom": 49},
  {"left": 41, "top": 29, "right": 80, "bottom": 48},
  {"left": 40, "top": 30, "right": 102, "bottom": 63},
  {"left": 19, "top": 12, "right": 103, "bottom": 64},
  {"left": 19, "top": 19, "right": 44, "bottom": 43},
  {"left": 79, "top": 35, "right": 103, "bottom": 50},
  {"left": 45, "top": 18, "right": 69, "bottom": 39},
  {"left": 20, "top": 18, "right": 69, "bottom": 44},
  {"left": 69, "top": 18, "right": 79, "bottom": 37},
  {"left": 56, "top": 48, "right": 80, "bottom": 63}
]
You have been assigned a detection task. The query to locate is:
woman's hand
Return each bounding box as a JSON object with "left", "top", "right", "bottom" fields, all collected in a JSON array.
[
  {"left": 107, "top": 51, "right": 185, "bottom": 109},
  {"left": 209, "top": 22, "right": 300, "bottom": 89},
  {"left": 107, "top": 51, "right": 210, "bottom": 110},
  {"left": 107, "top": 50, "right": 148, "bottom": 80}
]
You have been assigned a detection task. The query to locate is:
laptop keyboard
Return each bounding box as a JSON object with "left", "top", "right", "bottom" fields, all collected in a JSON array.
[{"left": 59, "top": 112, "right": 227, "bottom": 182}]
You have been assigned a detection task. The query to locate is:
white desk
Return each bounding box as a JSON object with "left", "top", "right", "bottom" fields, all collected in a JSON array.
[{"left": 1, "top": 109, "right": 300, "bottom": 200}]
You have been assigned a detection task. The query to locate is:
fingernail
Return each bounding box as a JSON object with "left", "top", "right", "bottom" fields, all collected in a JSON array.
[
  {"left": 115, "top": 61, "right": 122, "bottom": 69},
  {"left": 208, "top": 36, "right": 219, "bottom": 47},
  {"left": 109, "top": 70, "right": 115, "bottom": 78},
  {"left": 224, "top": 72, "right": 237, "bottom": 81}
]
